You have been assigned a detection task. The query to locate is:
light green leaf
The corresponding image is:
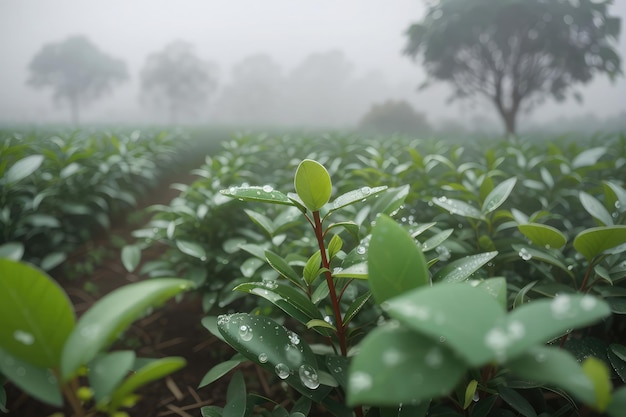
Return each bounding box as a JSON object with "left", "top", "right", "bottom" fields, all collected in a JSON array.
[
  {"left": 294, "top": 159, "right": 332, "bottom": 212},
  {"left": 580, "top": 191, "right": 614, "bottom": 226},
  {"left": 572, "top": 147, "right": 606, "bottom": 169},
  {"left": 464, "top": 380, "right": 478, "bottom": 409},
  {"left": 40, "top": 252, "right": 67, "bottom": 271},
  {"left": 482, "top": 177, "right": 517, "bottom": 214},
  {"left": 346, "top": 322, "right": 466, "bottom": 406},
  {"left": 121, "top": 245, "right": 141, "bottom": 273},
  {"left": 420, "top": 229, "right": 453, "bottom": 252},
  {"left": 4, "top": 154, "right": 44, "bottom": 184},
  {"left": 343, "top": 291, "right": 372, "bottom": 326},
  {"left": 265, "top": 250, "right": 302, "bottom": 287},
  {"left": 581, "top": 357, "right": 612, "bottom": 412},
  {"left": 244, "top": 209, "right": 275, "bottom": 237},
  {"left": 385, "top": 283, "right": 505, "bottom": 367},
  {"left": 368, "top": 215, "right": 429, "bottom": 304},
  {"left": 0, "top": 259, "right": 75, "bottom": 368},
  {"left": 507, "top": 345, "right": 594, "bottom": 406},
  {"left": 0, "top": 242, "right": 24, "bottom": 261},
  {"left": 371, "top": 185, "right": 410, "bottom": 217},
  {"left": 431, "top": 197, "right": 485, "bottom": 220},
  {"left": 220, "top": 185, "right": 293, "bottom": 206},
  {"left": 512, "top": 244, "right": 573, "bottom": 276},
  {"left": 433, "top": 251, "right": 498, "bottom": 283},
  {"left": 176, "top": 240, "right": 207, "bottom": 260},
  {"left": 0, "top": 347, "right": 63, "bottom": 406},
  {"left": 573, "top": 226, "right": 626, "bottom": 262},
  {"left": 90, "top": 351, "right": 136, "bottom": 402},
  {"left": 327, "top": 235, "right": 342, "bottom": 261},
  {"left": 518, "top": 223, "right": 567, "bottom": 249},
  {"left": 474, "top": 277, "right": 507, "bottom": 310},
  {"left": 334, "top": 263, "right": 368, "bottom": 279},
  {"left": 61, "top": 278, "right": 193, "bottom": 380},
  {"left": 108, "top": 357, "right": 186, "bottom": 412},
  {"left": 303, "top": 251, "right": 323, "bottom": 285},
  {"left": 306, "top": 319, "right": 336, "bottom": 331}
]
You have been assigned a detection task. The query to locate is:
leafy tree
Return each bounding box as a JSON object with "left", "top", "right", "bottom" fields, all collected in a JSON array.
[
  {"left": 404, "top": 0, "right": 622, "bottom": 135},
  {"left": 27, "top": 35, "right": 128, "bottom": 125},
  {"left": 358, "top": 99, "right": 430, "bottom": 135},
  {"left": 139, "top": 41, "right": 217, "bottom": 124}
]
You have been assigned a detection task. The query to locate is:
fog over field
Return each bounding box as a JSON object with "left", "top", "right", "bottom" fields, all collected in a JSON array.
[{"left": 0, "top": 0, "right": 624, "bottom": 131}]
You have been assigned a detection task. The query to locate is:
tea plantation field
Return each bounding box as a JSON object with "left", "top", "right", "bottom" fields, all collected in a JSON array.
[{"left": 2, "top": 128, "right": 626, "bottom": 417}]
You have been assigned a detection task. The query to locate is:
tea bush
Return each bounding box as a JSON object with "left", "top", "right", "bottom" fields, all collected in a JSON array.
[{"left": 129, "top": 131, "right": 626, "bottom": 416}]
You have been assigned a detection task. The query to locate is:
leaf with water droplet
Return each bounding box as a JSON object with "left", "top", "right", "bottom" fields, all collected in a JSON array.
[
  {"left": 328, "top": 185, "right": 387, "bottom": 212},
  {"left": 217, "top": 313, "right": 330, "bottom": 401},
  {"left": 368, "top": 215, "right": 429, "bottom": 304},
  {"left": 244, "top": 209, "right": 276, "bottom": 237},
  {"left": 518, "top": 223, "right": 567, "bottom": 249},
  {"left": 347, "top": 321, "right": 466, "bottom": 406},
  {"left": 433, "top": 251, "right": 498, "bottom": 283},
  {"left": 176, "top": 240, "right": 207, "bottom": 260},
  {"left": 511, "top": 244, "right": 573, "bottom": 277},
  {"left": 580, "top": 191, "right": 614, "bottom": 227},
  {"left": 234, "top": 282, "right": 323, "bottom": 325},
  {"left": 0, "top": 259, "right": 75, "bottom": 369},
  {"left": 432, "top": 197, "right": 485, "bottom": 220},
  {"left": 333, "top": 262, "right": 368, "bottom": 280},
  {"left": 481, "top": 177, "right": 517, "bottom": 215},
  {"left": 220, "top": 185, "right": 293, "bottom": 206},
  {"left": 265, "top": 250, "right": 303, "bottom": 288},
  {"left": 420, "top": 229, "right": 453, "bottom": 253}
]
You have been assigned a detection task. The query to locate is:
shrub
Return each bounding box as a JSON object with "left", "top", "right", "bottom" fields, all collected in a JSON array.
[{"left": 358, "top": 99, "right": 430, "bottom": 135}]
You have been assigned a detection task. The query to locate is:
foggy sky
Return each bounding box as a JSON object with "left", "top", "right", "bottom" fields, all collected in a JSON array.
[{"left": 0, "top": 0, "right": 624, "bottom": 128}]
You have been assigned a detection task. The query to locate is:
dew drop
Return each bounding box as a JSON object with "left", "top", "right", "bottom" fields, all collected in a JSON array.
[
  {"left": 288, "top": 331, "right": 300, "bottom": 345},
  {"left": 356, "top": 245, "right": 366, "bottom": 255},
  {"left": 275, "top": 363, "right": 290, "bottom": 379},
  {"left": 263, "top": 185, "right": 273, "bottom": 192},
  {"left": 425, "top": 347, "right": 443, "bottom": 368},
  {"left": 518, "top": 248, "right": 532, "bottom": 261},
  {"left": 361, "top": 186, "right": 371, "bottom": 196},
  {"left": 13, "top": 330, "right": 35, "bottom": 345},
  {"left": 258, "top": 353, "right": 268, "bottom": 363},
  {"left": 473, "top": 391, "right": 480, "bottom": 402},
  {"left": 299, "top": 364, "right": 320, "bottom": 389},
  {"left": 439, "top": 336, "right": 447, "bottom": 343},
  {"left": 239, "top": 324, "right": 253, "bottom": 341}
]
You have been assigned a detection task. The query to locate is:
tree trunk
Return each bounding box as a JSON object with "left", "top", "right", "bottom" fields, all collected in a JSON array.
[{"left": 502, "top": 110, "right": 516, "bottom": 138}]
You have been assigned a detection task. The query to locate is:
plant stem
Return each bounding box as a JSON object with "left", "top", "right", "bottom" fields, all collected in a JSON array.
[
  {"left": 579, "top": 263, "right": 594, "bottom": 292},
  {"left": 58, "top": 375, "right": 85, "bottom": 417},
  {"left": 312, "top": 210, "right": 348, "bottom": 356}
]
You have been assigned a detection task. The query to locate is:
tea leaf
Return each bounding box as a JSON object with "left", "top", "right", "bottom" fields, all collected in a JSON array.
[
  {"left": 90, "top": 351, "right": 136, "bottom": 402},
  {"left": 220, "top": 186, "right": 293, "bottom": 206},
  {"left": 199, "top": 356, "right": 247, "bottom": 388},
  {"left": 121, "top": 245, "right": 141, "bottom": 273},
  {"left": 433, "top": 251, "right": 498, "bottom": 283},
  {"left": 328, "top": 186, "right": 387, "bottom": 212},
  {"left": 347, "top": 322, "right": 466, "bottom": 406},
  {"left": 581, "top": 357, "right": 612, "bottom": 412},
  {"left": 61, "top": 278, "right": 193, "bottom": 380},
  {"left": 294, "top": 159, "right": 332, "bottom": 212},
  {"left": 482, "top": 177, "right": 517, "bottom": 214},
  {"left": 580, "top": 191, "right": 614, "bottom": 226},
  {"left": 573, "top": 226, "right": 626, "bottom": 262},
  {"left": 368, "top": 215, "right": 429, "bottom": 304},
  {"left": 432, "top": 197, "right": 485, "bottom": 220},
  {"left": 4, "top": 154, "right": 44, "bottom": 184},
  {"left": 0, "top": 259, "right": 75, "bottom": 368},
  {"left": 176, "top": 240, "right": 207, "bottom": 260},
  {"left": 518, "top": 223, "right": 567, "bottom": 249}
]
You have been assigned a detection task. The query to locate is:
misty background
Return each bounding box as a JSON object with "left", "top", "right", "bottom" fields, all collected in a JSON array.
[{"left": 1, "top": 0, "right": 625, "bottom": 133}]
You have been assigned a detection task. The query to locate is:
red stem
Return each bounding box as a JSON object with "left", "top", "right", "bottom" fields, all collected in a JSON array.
[{"left": 313, "top": 211, "right": 348, "bottom": 356}]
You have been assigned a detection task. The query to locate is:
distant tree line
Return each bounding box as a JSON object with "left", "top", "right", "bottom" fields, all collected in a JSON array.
[{"left": 27, "top": 0, "right": 622, "bottom": 134}]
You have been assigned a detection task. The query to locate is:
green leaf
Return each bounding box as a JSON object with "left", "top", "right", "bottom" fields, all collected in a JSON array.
[
  {"left": 224, "top": 370, "right": 247, "bottom": 417},
  {"left": 61, "top": 278, "right": 193, "bottom": 380},
  {"left": 474, "top": 277, "right": 507, "bottom": 310},
  {"left": 343, "top": 291, "right": 372, "bottom": 326},
  {"left": 217, "top": 313, "right": 331, "bottom": 401},
  {"left": 608, "top": 344, "right": 626, "bottom": 382},
  {"left": 497, "top": 386, "right": 537, "bottom": 417},
  {"left": 176, "top": 239, "right": 207, "bottom": 260},
  {"left": 432, "top": 197, "right": 485, "bottom": 220},
  {"left": 121, "top": 245, "right": 141, "bottom": 273},
  {"left": 506, "top": 345, "right": 594, "bottom": 406},
  {"left": 40, "top": 252, "right": 67, "bottom": 271},
  {"left": 433, "top": 251, "right": 498, "bottom": 283},
  {"left": 327, "top": 235, "right": 342, "bottom": 260},
  {"left": 90, "top": 351, "right": 136, "bottom": 402},
  {"left": 370, "top": 185, "right": 410, "bottom": 217},
  {"left": 482, "top": 177, "right": 516, "bottom": 214},
  {"left": 503, "top": 294, "right": 611, "bottom": 361},
  {"left": 328, "top": 186, "right": 387, "bottom": 212},
  {"left": 581, "top": 357, "right": 612, "bottom": 412},
  {"left": 202, "top": 405, "right": 224, "bottom": 417},
  {"left": 421, "top": 229, "right": 453, "bottom": 252},
  {"left": 265, "top": 250, "right": 302, "bottom": 287},
  {"left": 464, "top": 379, "right": 478, "bottom": 409},
  {"left": 244, "top": 209, "right": 275, "bottom": 237},
  {"left": 220, "top": 185, "right": 293, "bottom": 206},
  {"left": 303, "top": 251, "right": 323, "bottom": 285},
  {"left": 580, "top": 191, "right": 614, "bottom": 226},
  {"left": 384, "top": 283, "right": 505, "bottom": 367},
  {"left": 572, "top": 147, "right": 606, "bottom": 169},
  {"left": 346, "top": 322, "right": 466, "bottom": 406},
  {"left": 0, "top": 242, "right": 24, "bottom": 261},
  {"left": 518, "top": 223, "right": 567, "bottom": 249},
  {"left": 607, "top": 386, "right": 626, "bottom": 417},
  {"left": 0, "top": 347, "right": 63, "bottom": 406},
  {"left": 4, "top": 154, "right": 44, "bottom": 184},
  {"left": 199, "top": 356, "right": 247, "bottom": 388},
  {"left": 234, "top": 282, "right": 323, "bottom": 325},
  {"left": 306, "top": 319, "right": 336, "bottom": 331},
  {"left": 512, "top": 244, "right": 573, "bottom": 276},
  {"left": 334, "top": 262, "right": 368, "bottom": 279},
  {"left": 294, "top": 159, "right": 332, "bottom": 212},
  {"left": 0, "top": 259, "right": 75, "bottom": 368},
  {"left": 368, "top": 215, "right": 429, "bottom": 304},
  {"left": 108, "top": 357, "right": 186, "bottom": 412},
  {"left": 573, "top": 226, "right": 626, "bottom": 262}
]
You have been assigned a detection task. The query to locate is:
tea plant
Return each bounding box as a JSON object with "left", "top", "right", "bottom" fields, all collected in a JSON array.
[
  {"left": 197, "top": 158, "right": 626, "bottom": 416},
  {"left": 0, "top": 258, "right": 194, "bottom": 416}
]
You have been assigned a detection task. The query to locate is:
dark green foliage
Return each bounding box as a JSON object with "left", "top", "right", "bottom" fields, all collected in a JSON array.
[
  {"left": 358, "top": 100, "right": 430, "bottom": 136},
  {"left": 404, "top": 0, "right": 622, "bottom": 134}
]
